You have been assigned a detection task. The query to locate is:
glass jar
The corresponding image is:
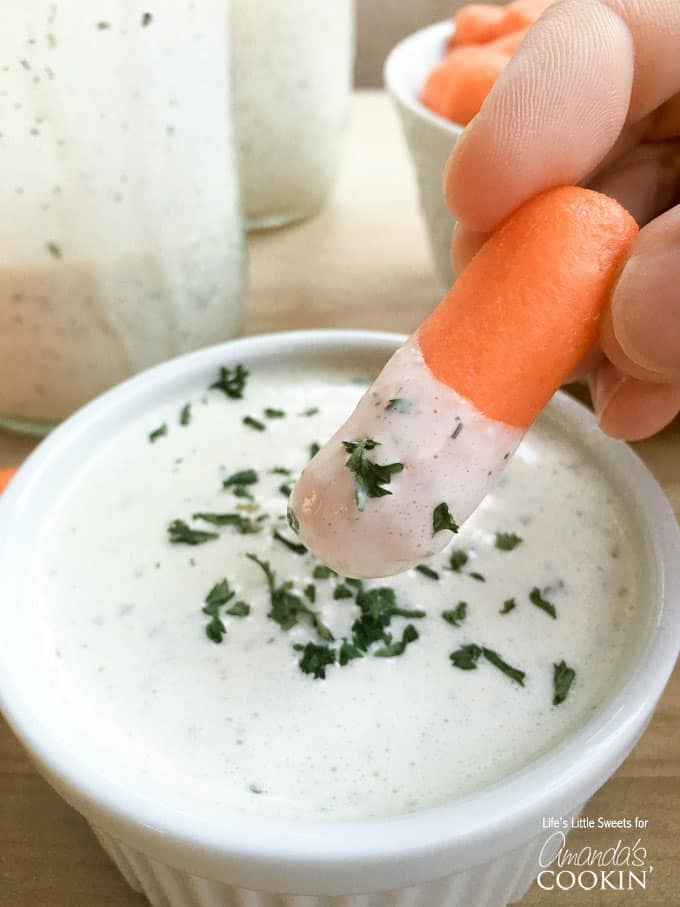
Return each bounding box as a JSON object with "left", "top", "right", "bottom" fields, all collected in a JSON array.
[
  {"left": 0, "top": 2, "right": 245, "bottom": 434},
  {"left": 232, "top": 0, "right": 355, "bottom": 230}
]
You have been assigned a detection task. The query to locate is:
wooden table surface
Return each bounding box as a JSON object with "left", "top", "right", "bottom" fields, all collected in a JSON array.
[{"left": 1, "top": 92, "right": 678, "bottom": 907}]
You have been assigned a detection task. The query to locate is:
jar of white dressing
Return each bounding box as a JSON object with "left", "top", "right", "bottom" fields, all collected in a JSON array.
[
  {"left": 0, "top": 3, "right": 245, "bottom": 434},
  {"left": 232, "top": 0, "right": 355, "bottom": 230}
]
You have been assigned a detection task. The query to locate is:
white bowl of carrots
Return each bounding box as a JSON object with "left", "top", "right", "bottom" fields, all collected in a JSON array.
[{"left": 384, "top": 1, "right": 550, "bottom": 286}]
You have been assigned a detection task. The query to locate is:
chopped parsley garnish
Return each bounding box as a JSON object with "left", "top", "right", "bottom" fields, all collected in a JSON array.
[
  {"left": 553, "top": 660, "right": 576, "bottom": 705},
  {"left": 432, "top": 502, "right": 459, "bottom": 534},
  {"left": 495, "top": 532, "right": 523, "bottom": 551},
  {"left": 192, "top": 512, "right": 261, "bottom": 534},
  {"left": 226, "top": 600, "right": 250, "bottom": 617},
  {"left": 271, "top": 466, "right": 292, "bottom": 476},
  {"left": 500, "top": 598, "right": 516, "bottom": 614},
  {"left": 313, "top": 564, "right": 335, "bottom": 579},
  {"left": 385, "top": 398, "right": 413, "bottom": 414},
  {"left": 338, "top": 638, "right": 363, "bottom": 665},
  {"left": 179, "top": 403, "right": 191, "bottom": 426},
  {"left": 168, "top": 519, "right": 218, "bottom": 545},
  {"left": 450, "top": 643, "right": 482, "bottom": 670},
  {"left": 141, "top": 12, "right": 153, "bottom": 26},
  {"left": 279, "top": 482, "right": 293, "bottom": 497},
  {"left": 148, "top": 423, "right": 167, "bottom": 443},
  {"left": 210, "top": 363, "right": 248, "bottom": 399},
  {"left": 287, "top": 506, "right": 300, "bottom": 534},
  {"left": 243, "top": 415, "right": 265, "bottom": 431},
  {"left": 309, "top": 442, "right": 321, "bottom": 459},
  {"left": 273, "top": 530, "right": 307, "bottom": 555},
  {"left": 294, "top": 642, "right": 336, "bottom": 679},
  {"left": 451, "top": 419, "right": 464, "bottom": 440},
  {"left": 374, "top": 624, "right": 419, "bottom": 657},
  {"left": 300, "top": 407, "right": 319, "bottom": 417},
  {"left": 469, "top": 571, "right": 486, "bottom": 582},
  {"left": 203, "top": 579, "right": 234, "bottom": 610},
  {"left": 232, "top": 485, "right": 254, "bottom": 500},
  {"left": 529, "top": 586, "right": 557, "bottom": 619},
  {"left": 246, "top": 553, "right": 331, "bottom": 640},
  {"left": 264, "top": 407, "right": 285, "bottom": 419},
  {"left": 223, "top": 469, "right": 258, "bottom": 490},
  {"left": 205, "top": 615, "right": 226, "bottom": 643},
  {"left": 415, "top": 564, "right": 439, "bottom": 580},
  {"left": 442, "top": 601, "right": 467, "bottom": 627},
  {"left": 333, "top": 584, "right": 353, "bottom": 599},
  {"left": 448, "top": 549, "right": 469, "bottom": 572},
  {"left": 482, "top": 647, "right": 525, "bottom": 686},
  {"left": 304, "top": 584, "right": 316, "bottom": 603},
  {"left": 96, "top": 21, "right": 111, "bottom": 30},
  {"left": 46, "top": 241, "right": 62, "bottom": 259},
  {"left": 342, "top": 438, "right": 403, "bottom": 510}
]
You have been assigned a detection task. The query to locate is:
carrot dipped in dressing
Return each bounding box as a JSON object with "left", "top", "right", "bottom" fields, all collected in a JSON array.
[{"left": 290, "top": 188, "right": 638, "bottom": 579}]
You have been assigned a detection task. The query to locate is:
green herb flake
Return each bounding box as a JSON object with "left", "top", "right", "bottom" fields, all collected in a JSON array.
[
  {"left": 193, "top": 512, "right": 261, "bottom": 534},
  {"left": 500, "top": 597, "right": 516, "bottom": 614},
  {"left": 203, "top": 579, "right": 234, "bottom": 611},
  {"left": 374, "top": 624, "right": 419, "bottom": 657},
  {"left": 294, "top": 642, "right": 336, "bottom": 679},
  {"left": 451, "top": 419, "right": 464, "bottom": 440},
  {"left": 148, "top": 423, "right": 167, "bottom": 443},
  {"left": 495, "top": 532, "right": 523, "bottom": 551},
  {"left": 226, "top": 600, "right": 250, "bottom": 617},
  {"left": 141, "top": 12, "right": 153, "bottom": 26},
  {"left": 338, "top": 638, "right": 363, "bottom": 665},
  {"left": 553, "top": 660, "right": 576, "bottom": 705},
  {"left": 96, "top": 21, "right": 111, "bottom": 30},
  {"left": 264, "top": 407, "right": 285, "bottom": 419},
  {"left": 313, "top": 565, "right": 336, "bottom": 579},
  {"left": 271, "top": 466, "right": 292, "bottom": 476},
  {"left": 442, "top": 601, "right": 467, "bottom": 627},
  {"left": 167, "top": 519, "right": 218, "bottom": 545},
  {"left": 205, "top": 614, "right": 226, "bottom": 643},
  {"left": 210, "top": 363, "right": 249, "bottom": 399},
  {"left": 483, "top": 647, "right": 525, "bottom": 686},
  {"left": 385, "top": 398, "right": 413, "bottom": 414},
  {"left": 529, "top": 586, "right": 557, "bottom": 619},
  {"left": 247, "top": 553, "right": 329, "bottom": 640},
  {"left": 299, "top": 407, "right": 319, "bottom": 417},
  {"left": 309, "top": 442, "right": 321, "bottom": 459},
  {"left": 273, "top": 530, "right": 307, "bottom": 556},
  {"left": 304, "top": 583, "right": 316, "bottom": 603},
  {"left": 450, "top": 643, "right": 482, "bottom": 670},
  {"left": 46, "top": 241, "right": 62, "bottom": 259},
  {"left": 223, "top": 468, "right": 258, "bottom": 489},
  {"left": 179, "top": 403, "right": 191, "bottom": 426},
  {"left": 232, "top": 486, "right": 254, "bottom": 501},
  {"left": 469, "top": 571, "right": 486, "bottom": 582},
  {"left": 448, "top": 549, "right": 469, "bottom": 572},
  {"left": 432, "top": 502, "right": 459, "bottom": 535},
  {"left": 333, "top": 584, "right": 353, "bottom": 600},
  {"left": 279, "top": 482, "right": 293, "bottom": 497},
  {"left": 415, "top": 564, "right": 439, "bottom": 580},
  {"left": 287, "top": 506, "right": 300, "bottom": 534},
  {"left": 243, "top": 415, "right": 265, "bottom": 432},
  {"left": 342, "top": 438, "right": 404, "bottom": 511}
]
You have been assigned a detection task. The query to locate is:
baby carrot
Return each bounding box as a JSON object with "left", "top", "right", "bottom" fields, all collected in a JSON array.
[
  {"left": 418, "top": 187, "right": 639, "bottom": 428},
  {"left": 0, "top": 466, "right": 17, "bottom": 494},
  {"left": 421, "top": 45, "right": 509, "bottom": 125}
]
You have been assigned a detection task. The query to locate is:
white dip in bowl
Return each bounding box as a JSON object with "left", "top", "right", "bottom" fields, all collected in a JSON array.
[{"left": 1, "top": 331, "right": 678, "bottom": 906}]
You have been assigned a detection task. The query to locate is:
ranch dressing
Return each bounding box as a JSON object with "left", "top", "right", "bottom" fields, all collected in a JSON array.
[
  {"left": 0, "top": 3, "right": 244, "bottom": 428},
  {"left": 34, "top": 362, "right": 643, "bottom": 820}
]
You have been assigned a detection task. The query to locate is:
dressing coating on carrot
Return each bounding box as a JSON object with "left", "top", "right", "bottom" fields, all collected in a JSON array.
[{"left": 418, "top": 187, "right": 639, "bottom": 428}]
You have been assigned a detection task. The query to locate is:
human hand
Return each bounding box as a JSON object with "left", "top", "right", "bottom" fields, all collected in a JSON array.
[{"left": 444, "top": 0, "right": 680, "bottom": 440}]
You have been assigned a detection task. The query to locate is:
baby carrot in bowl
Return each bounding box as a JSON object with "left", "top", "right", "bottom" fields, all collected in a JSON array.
[
  {"left": 0, "top": 467, "right": 17, "bottom": 495},
  {"left": 290, "top": 187, "right": 638, "bottom": 578}
]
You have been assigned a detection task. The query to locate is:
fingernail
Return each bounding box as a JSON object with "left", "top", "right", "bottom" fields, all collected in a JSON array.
[
  {"left": 589, "top": 364, "right": 627, "bottom": 420},
  {"left": 611, "top": 254, "right": 680, "bottom": 380}
]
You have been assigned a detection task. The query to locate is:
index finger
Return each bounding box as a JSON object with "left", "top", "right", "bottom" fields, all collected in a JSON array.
[{"left": 444, "top": 0, "right": 680, "bottom": 233}]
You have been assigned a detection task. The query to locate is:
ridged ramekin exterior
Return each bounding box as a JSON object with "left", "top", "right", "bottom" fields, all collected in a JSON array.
[{"left": 91, "top": 817, "right": 577, "bottom": 907}]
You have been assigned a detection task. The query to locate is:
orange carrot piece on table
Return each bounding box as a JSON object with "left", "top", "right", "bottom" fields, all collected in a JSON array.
[{"left": 418, "top": 187, "right": 639, "bottom": 428}]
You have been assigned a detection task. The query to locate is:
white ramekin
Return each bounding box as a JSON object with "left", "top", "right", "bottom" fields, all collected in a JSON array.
[
  {"left": 0, "top": 330, "right": 678, "bottom": 907},
  {"left": 384, "top": 21, "right": 463, "bottom": 287}
]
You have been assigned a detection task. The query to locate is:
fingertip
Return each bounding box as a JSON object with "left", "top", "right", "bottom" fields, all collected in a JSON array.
[{"left": 590, "top": 360, "right": 680, "bottom": 441}]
